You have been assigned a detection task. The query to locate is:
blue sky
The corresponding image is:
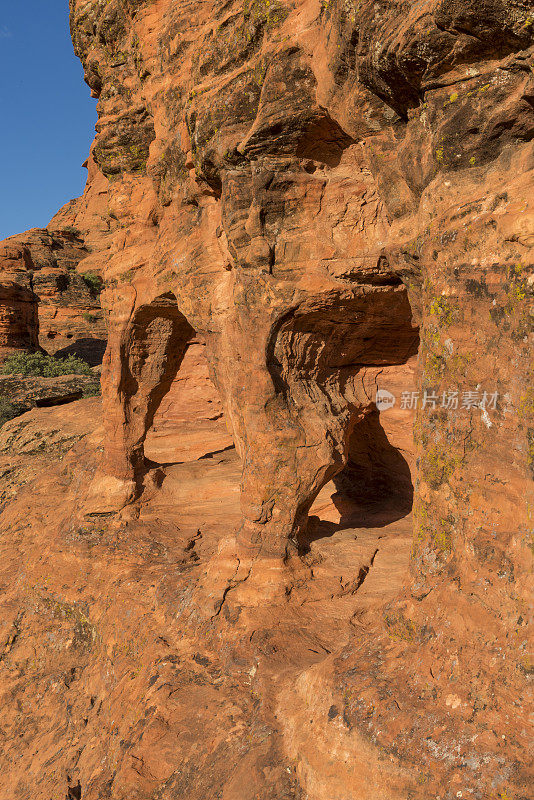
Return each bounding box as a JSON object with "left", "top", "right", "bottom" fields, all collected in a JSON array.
[{"left": 0, "top": 1, "right": 97, "bottom": 240}]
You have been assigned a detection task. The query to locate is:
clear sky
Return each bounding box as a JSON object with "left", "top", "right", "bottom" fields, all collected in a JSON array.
[{"left": 0, "top": 1, "right": 97, "bottom": 240}]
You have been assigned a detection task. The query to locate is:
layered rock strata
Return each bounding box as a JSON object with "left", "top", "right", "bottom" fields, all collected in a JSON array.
[
  {"left": 0, "top": 240, "right": 39, "bottom": 358},
  {"left": 0, "top": 1, "right": 532, "bottom": 798},
  {"left": 0, "top": 227, "right": 106, "bottom": 365}
]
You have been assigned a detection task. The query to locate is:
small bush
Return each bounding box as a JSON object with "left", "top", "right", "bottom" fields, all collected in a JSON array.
[
  {"left": 83, "top": 312, "right": 100, "bottom": 323},
  {"left": 82, "top": 383, "right": 101, "bottom": 398},
  {"left": 0, "top": 352, "right": 93, "bottom": 377},
  {"left": 82, "top": 272, "right": 103, "bottom": 293},
  {"left": 0, "top": 396, "right": 18, "bottom": 427}
]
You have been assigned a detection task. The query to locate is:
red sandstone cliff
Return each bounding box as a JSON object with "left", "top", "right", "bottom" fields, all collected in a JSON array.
[
  {"left": 0, "top": 1, "right": 532, "bottom": 798},
  {"left": 0, "top": 226, "right": 106, "bottom": 362}
]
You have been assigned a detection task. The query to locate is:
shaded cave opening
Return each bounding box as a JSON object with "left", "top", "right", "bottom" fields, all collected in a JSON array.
[
  {"left": 302, "top": 379, "right": 417, "bottom": 552},
  {"left": 143, "top": 332, "right": 235, "bottom": 467},
  {"left": 266, "top": 285, "right": 420, "bottom": 552},
  {"left": 334, "top": 405, "right": 414, "bottom": 527},
  {"left": 54, "top": 337, "right": 107, "bottom": 366},
  {"left": 124, "top": 293, "right": 234, "bottom": 476}
]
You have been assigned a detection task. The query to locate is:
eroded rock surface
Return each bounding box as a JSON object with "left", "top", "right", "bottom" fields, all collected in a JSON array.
[
  {"left": 0, "top": 240, "right": 39, "bottom": 359},
  {"left": 0, "top": 0, "right": 532, "bottom": 798},
  {"left": 0, "top": 227, "right": 106, "bottom": 364}
]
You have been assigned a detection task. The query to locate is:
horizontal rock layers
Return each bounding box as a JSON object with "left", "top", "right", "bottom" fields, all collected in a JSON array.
[
  {"left": 0, "top": 0, "right": 532, "bottom": 798},
  {"left": 0, "top": 227, "right": 106, "bottom": 364},
  {"left": 0, "top": 241, "right": 39, "bottom": 358}
]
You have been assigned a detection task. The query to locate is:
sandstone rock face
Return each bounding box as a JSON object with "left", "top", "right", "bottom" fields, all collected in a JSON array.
[
  {"left": 0, "top": 227, "right": 106, "bottom": 425},
  {"left": 0, "top": 241, "right": 39, "bottom": 358},
  {"left": 0, "top": 374, "right": 100, "bottom": 418},
  {"left": 0, "top": 227, "right": 107, "bottom": 365},
  {"left": 0, "top": 1, "right": 532, "bottom": 798},
  {"left": 143, "top": 337, "right": 234, "bottom": 464}
]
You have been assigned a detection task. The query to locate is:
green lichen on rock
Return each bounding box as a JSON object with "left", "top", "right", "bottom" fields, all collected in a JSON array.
[
  {"left": 434, "top": 515, "right": 455, "bottom": 552},
  {"left": 518, "top": 387, "right": 534, "bottom": 422},
  {"left": 527, "top": 429, "right": 534, "bottom": 479},
  {"left": 242, "top": 0, "right": 289, "bottom": 27},
  {"left": 429, "top": 295, "right": 456, "bottom": 327},
  {"left": 383, "top": 610, "right": 428, "bottom": 642},
  {"left": 421, "top": 443, "right": 462, "bottom": 490},
  {"left": 153, "top": 143, "right": 188, "bottom": 206},
  {"left": 194, "top": 1, "right": 288, "bottom": 80},
  {"left": 44, "top": 596, "right": 98, "bottom": 650},
  {"left": 94, "top": 107, "right": 155, "bottom": 176}
]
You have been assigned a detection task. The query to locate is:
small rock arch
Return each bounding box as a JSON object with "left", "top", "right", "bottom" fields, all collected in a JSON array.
[{"left": 102, "top": 291, "right": 232, "bottom": 494}]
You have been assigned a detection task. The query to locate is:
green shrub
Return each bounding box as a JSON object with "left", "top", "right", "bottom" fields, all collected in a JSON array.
[
  {"left": 82, "top": 383, "right": 101, "bottom": 398},
  {"left": 82, "top": 272, "right": 103, "bottom": 293},
  {"left": 0, "top": 396, "right": 18, "bottom": 427},
  {"left": 0, "top": 352, "right": 93, "bottom": 377}
]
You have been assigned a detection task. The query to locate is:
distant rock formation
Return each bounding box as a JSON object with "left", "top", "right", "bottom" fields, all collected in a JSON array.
[
  {"left": 0, "top": 227, "right": 106, "bottom": 365},
  {"left": 0, "top": 240, "right": 39, "bottom": 358}
]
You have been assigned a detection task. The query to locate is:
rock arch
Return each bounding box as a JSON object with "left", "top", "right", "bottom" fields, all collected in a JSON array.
[
  {"left": 236, "top": 282, "right": 419, "bottom": 561},
  {"left": 103, "top": 292, "right": 196, "bottom": 487},
  {"left": 99, "top": 291, "right": 233, "bottom": 506}
]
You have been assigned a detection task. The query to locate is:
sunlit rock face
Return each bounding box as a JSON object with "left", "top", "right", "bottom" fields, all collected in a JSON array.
[
  {"left": 0, "top": 240, "right": 39, "bottom": 358},
  {"left": 0, "top": 1, "right": 532, "bottom": 798},
  {"left": 0, "top": 228, "right": 107, "bottom": 365}
]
